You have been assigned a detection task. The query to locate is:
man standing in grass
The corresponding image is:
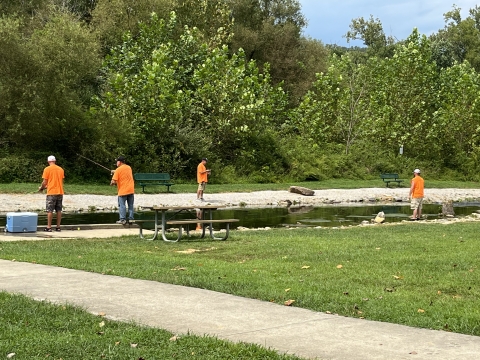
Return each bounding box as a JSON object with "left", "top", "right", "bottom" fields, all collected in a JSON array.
[
  {"left": 110, "top": 156, "right": 134, "bottom": 225},
  {"left": 39, "top": 155, "right": 64, "bottom": 232},
  {"left": 409, "top": 168, "right": 424, "bottom": 220},
  {"left": 197, "top": 157, "right": 210, "bottom": 201}
]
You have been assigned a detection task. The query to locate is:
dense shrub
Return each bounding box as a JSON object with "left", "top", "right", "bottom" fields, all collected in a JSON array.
[{"left": 0, "top": 155, "right": 47, "bottom": 183}]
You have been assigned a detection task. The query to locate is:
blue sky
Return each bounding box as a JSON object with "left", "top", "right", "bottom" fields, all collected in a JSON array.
[{"left": 298, "top": 0, "right": 479, "bottom": 46}]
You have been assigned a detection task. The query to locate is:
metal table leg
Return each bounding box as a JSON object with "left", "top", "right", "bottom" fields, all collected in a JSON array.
[
  {"left": 161, "top": 210, "right": 182, "bottom": 242},
  {"left": 203, "top": 208, "right": 230, "bottom": 241},
  {"left": 140, "top": 211, "right": 159, "bottom": 241}
]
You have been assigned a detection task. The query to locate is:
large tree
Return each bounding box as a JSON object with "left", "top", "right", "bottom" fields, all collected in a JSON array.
[
  {"left": 91, "top": 0, "right": 174, "bottom": 53},
  {"left": 345, "top": 15, "right": 396, "bottom": 60},
  {"left": 227, "top": 0, "right": 327, "bottom": 105},
  {"left": 0, "top": 9, "right": 101, "bottom": 157},
  {"left": 430, "top": 5, "right": 480, "bottom": 71},
  {"left": 97, "top": 12, "right": 287, "bottom": 179}
]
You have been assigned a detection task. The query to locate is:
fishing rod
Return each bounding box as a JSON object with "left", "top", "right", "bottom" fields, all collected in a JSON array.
[{"left": 76, "top": 153, "right": 113, "bottom": 173}]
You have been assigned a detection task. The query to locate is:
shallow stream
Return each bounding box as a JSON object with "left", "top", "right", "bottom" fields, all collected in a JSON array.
[{"left": 2, "top": 203, "right": 479, "bottom": 229}]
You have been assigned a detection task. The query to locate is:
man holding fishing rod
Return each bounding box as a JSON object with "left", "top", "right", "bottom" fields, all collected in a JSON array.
[
  {"left": 76, "top": 153, "right": 134, "bottom": 224},
  {"left": 77, "top": 153, "right": 115, "bottom": 174},
  {"left": 110, "top": 156, "right": 135, "bottom": 225}
]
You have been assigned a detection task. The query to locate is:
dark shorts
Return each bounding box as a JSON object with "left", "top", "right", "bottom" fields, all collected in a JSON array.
[{"left": 46, "top": 195, "right": 63, "bottom": 213}]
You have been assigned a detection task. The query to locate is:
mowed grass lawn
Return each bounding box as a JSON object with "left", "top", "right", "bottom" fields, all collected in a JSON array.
[
  {"left": 0, "top": 292, "right": 302, "bottom": 360},
  {"left": 1, "top": 221, "right": 479, "bottom": 340}
]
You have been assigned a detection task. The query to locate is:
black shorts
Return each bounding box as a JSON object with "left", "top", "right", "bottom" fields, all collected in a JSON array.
[{"left": 46, "top": 195, "right": 63, "bottom": 213}]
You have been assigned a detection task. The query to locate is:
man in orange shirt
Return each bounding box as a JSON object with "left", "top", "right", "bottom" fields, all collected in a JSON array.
[
  {"left": 197, "top": 157, "right": 210, "bottom": 201},
  {"left": 110, "top": 156, "right": 135, "bottom": 225},
  {"left": 39, "top": 155, "right": 64, "bottom": 232},
  {"left": 409, "top": 168, "right": 424, "bottom": 220}
]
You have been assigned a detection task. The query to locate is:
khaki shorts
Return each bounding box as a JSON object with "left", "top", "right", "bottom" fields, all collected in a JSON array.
[
  {"left": 410, "top": 197, "right": 423, "bottom": 210},
  {"left": 198, "top": 182, "right": 206, "bottom": 191},
  {"left": 46, "top": 195, "right": 63, "bottom": 213}
]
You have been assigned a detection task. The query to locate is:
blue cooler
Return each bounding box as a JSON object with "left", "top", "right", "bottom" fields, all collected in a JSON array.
[{"left": 5, "top": 212, "right": 38, "bottom": 233}]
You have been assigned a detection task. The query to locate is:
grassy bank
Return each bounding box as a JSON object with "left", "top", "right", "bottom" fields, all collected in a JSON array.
[
  {"left": 1, "top": 179, "right": 480, "bottom": 195},
  {"left": 0, "top": 292, "right": 301, "bottom": 360},
  {"left": 1, "top": 222, "right": 479, "bottom": 337}
]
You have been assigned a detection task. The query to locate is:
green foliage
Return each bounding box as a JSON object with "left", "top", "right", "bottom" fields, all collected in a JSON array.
[
  {"left": 432, "top": 62, "right": 480, "bottom": 173},
  {"left": 366, "top": 30, "right": 438, "bottom": 157},
  {"left": 97, "top": 12, "right": 208, "bottom": 176},
  {"left": 0, "top": 154, "right": 46, "bottom": 183},
  {"left": 431, "top": 5, "right": 480, "bottom": 71},
  {"left": 279, "top": 137, "right": 331, "bottom": 181},
  {"left": 0, "top": 0, "right": 48, "bottom": 16},
  {"left": 290, "top": 26, "right": 480, "bottom": 181},
  {"left": 292, "top": 54, "right": 372, "bottom": 154},
  {"left": 91, "top": 0, "right": 174, "bottom": 53},
  {"left": 345, "top": 15, "right": 396, "bottom": 59},
  {"left": 2, "top": 1, "right": 480, "bottom": 183},
  {"left": 0, "top": 7, "right": 102, "bottom": 171},
  {"left": 192, "top": 49, "right": 288, "bottom": 173},
  {"left": 97, "top": 12, "right": 287, "bottom": 181},
  {"left": 228, "top": 0, "right": 327, "bottom": 105},
  {"left": 173, "top": 0, "right": 233, "bottom": 46}
]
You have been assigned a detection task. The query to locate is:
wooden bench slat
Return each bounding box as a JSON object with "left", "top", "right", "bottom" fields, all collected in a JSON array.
[
  {"left": 381, "top": 173, "right": 400, "bottom": 179},
  {"left": 380, "top": 173, "right": 404, "bottom": 187},
  {"left": 134, "top": 173, "right": 174, "bottom": 192},
  {"left": 136, "top": 181, "right": 173, "bottom": 184},
  {"left": 134, "top": 173, "right": 171, "bottom": 180},
  {"left": 167, "top": 219, "right": 239, "bottom": 225}
]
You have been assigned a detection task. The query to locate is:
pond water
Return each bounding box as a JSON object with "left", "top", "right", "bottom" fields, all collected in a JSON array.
[{"left": 2, "top": 203, "right": 480, "bottom": 229}]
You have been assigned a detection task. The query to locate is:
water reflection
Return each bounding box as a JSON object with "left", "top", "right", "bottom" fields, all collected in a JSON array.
[{"left": 2, "top": 203, "right": 479, "bottom": 229}]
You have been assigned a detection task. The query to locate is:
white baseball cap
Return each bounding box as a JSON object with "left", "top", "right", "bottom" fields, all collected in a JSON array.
[
  {"left": 413, "top": 168, "right": 421, "bottom": 174},
  {"left": 47, "top": 155, "right": 56, "bottom": 162}
]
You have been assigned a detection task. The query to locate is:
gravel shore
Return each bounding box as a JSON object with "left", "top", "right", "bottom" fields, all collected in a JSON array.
[{"left": 2, "top": 188, "right": 480, "bottom": 213}]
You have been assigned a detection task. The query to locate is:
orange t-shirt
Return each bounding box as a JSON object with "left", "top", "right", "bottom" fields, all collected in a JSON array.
[
  {"left": 411, "top": 176, "right": 424, "bottom": 198},
  {"left": 112, "top": 164, "right": 134, "bottom": 196},
  {"left": 42, "top": 164, "right": 64, "bottom": 195},
  {"left": 197, "top": 163, "right": 208, "bottom": 183}
]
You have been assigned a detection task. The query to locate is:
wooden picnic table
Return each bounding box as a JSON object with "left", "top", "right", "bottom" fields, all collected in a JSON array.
[{"left": 134, "top": 205, "right": 238, "bottom": 242}]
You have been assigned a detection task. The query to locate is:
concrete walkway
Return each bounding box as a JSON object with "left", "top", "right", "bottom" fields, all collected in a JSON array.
[
  {"left": 0, "top": 224, "right": 145, "bottom": 241},
  {"left": 1, "top": 260, "right": 480, "bottom": 360}
]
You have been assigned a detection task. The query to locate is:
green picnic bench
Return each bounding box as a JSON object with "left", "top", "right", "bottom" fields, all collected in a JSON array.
[
  {"left": 134, "top": 173, "right": 174, "bottom": 193},
  {"left": 380, "top": 173, "right": 404, "bottom": 187}
]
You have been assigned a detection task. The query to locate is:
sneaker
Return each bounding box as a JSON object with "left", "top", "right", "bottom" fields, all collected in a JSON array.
[
  {"left": 116, "top": 220, "right": 126, "bottom": 225},
  {"left": 44, "top": 227, "right": 52, "bottom": 232},
  {"left": 55, "top": 227, "right": 61, "bottom": 232}
]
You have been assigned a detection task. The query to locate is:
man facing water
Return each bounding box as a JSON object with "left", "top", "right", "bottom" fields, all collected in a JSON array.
[
  {"left": 409, "top": 168, "right": 424, "bottom": 220},
  {"left": 196, "top": 157, "right": 210, "bottom": 201},
  {"left": 39, "top": 155, "right": 64, "bottom": 232},
  {"left": 110, "top": 156, "right": 134, "bottom": 224}
]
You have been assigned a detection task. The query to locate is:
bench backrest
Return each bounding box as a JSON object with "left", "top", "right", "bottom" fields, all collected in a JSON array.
[
  {"left": 134, "top": 173, "right": 171, "bottom": 181},
  {"left": 381, "top": 173, "right": 399, "bottom": 179}
]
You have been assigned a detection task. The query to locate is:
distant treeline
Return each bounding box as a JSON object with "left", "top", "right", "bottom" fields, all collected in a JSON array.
[{"left": 1, "top": 1, "right": 480, "bottom": 183}]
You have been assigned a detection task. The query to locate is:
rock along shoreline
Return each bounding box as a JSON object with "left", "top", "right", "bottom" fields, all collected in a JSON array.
[{"left": 1, "top": 188, "right": 480, "bottom": 214}]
